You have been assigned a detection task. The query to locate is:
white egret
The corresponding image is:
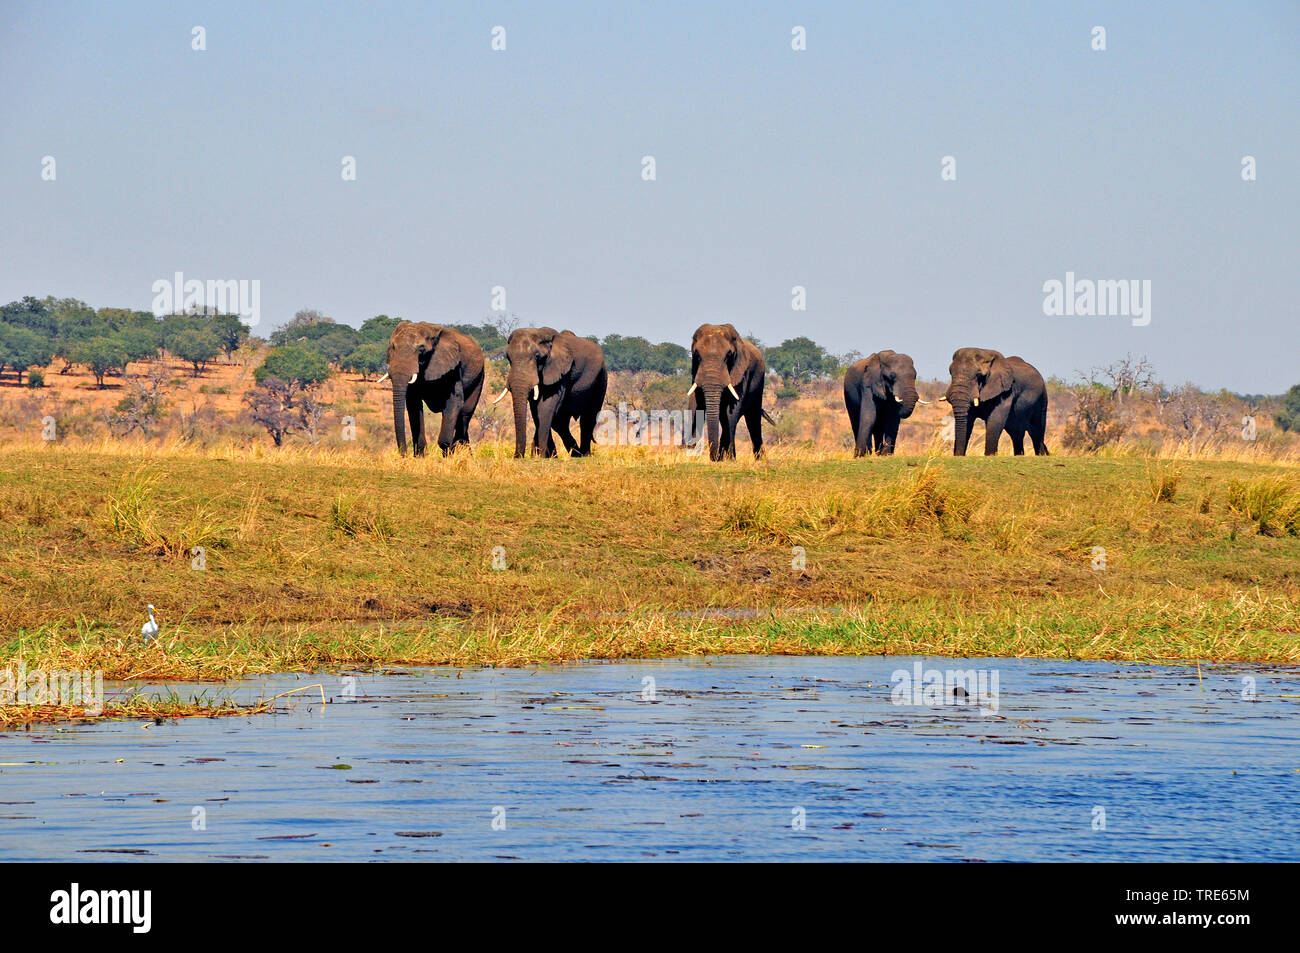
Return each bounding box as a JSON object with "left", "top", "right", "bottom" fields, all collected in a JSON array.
[{"left": 141, "top": 604, "right": 159, "bottom": 643}]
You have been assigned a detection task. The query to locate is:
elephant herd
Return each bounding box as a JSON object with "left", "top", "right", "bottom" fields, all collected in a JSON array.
[{"left": 381, "top": 321, "right": 1049, "bottom": 460}]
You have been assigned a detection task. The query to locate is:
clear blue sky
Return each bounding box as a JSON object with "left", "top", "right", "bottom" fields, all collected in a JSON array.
[{"left": 1, "top": 1, "right": 1296, "bottom": 391}]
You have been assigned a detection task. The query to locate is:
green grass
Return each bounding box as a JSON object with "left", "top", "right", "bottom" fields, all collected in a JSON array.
[{"left": 0, "top": 443, "right": 1297, "bottom": 680}]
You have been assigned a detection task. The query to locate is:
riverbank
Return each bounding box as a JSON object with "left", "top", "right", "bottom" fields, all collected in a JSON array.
[{"left": 2, "top": 445, "right": 1298, "bottom": 679}]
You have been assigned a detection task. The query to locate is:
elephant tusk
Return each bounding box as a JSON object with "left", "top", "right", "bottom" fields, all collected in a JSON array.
[
  {"left": 916, "top": 397, "right": 931, "bottom": 404},
  {"left": 532, "top": 384, "right": 540, "bottom": 400},
  {"left": 376, "top": 371, "right": 390, "bottom": 384},
  {"left": 972, "top": 397, "right": 980, "bottom": 407},
  {"left": 491, "top": 387, "right": 509, "bottom": 404},
  {"left": 894, "top": 394, "right": 904, "bottom": 404},
  {"left": 408, "top": 373, "right": 418, "bottom": 385},
  {"left": 686, "top": 382, "right": 697, "bottom": 398},
  {"left": 727, "top": 384, "right": 741, "bottom": 400}
]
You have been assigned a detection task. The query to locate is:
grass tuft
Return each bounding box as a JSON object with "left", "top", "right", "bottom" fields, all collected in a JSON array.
[{"left": 1226, "top": 476, "right": 1300, "bottom": 537}]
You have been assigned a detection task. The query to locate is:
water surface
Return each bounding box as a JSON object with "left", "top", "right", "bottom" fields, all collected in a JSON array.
[{"left": 2, "top": 656, "right": 1297, "bottom": 861}]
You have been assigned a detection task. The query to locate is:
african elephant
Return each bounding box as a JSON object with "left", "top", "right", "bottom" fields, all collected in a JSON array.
[
  {"left": 491, "top": 327, "right": 608, "bottom": 458},
  {"left": 843, "top": 350, "right": 924, "bottom": 456},
  {"left": 689, "top": 323, "right": 774, "bottom": 460},
  {"left": 383, "top": 321, "right": 484, "bottom": 456},
  {"left": 942, "top": 347, "right": 1049, "bottom": 456}
]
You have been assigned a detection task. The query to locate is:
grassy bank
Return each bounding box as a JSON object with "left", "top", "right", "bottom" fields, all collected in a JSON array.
[{"left": 2, "top": 442, "right": 1298, "bottom": 679}]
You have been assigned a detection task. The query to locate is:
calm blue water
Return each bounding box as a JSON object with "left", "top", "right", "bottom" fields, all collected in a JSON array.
[{"left": 1, "top": 656, "right": 1297, "bottom": 861}]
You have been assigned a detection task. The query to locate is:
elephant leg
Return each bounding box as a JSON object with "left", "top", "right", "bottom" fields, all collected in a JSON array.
[
  {"left": 458, "top": 375, "right": 481, "bottom": 447},
  {"left": 853, "top": 403, "right": 874, "bottom": 458},
  {"left": 437, "top": 403, "right": 459, "bottom": 455},
  {"left": 724, "top": 404, "right": 743, "bottom": 459},
  {"left": 880, "top": 408, "right": 900, "bottom": 456},
  {"left": 716, "top": 411, "right": 734, "bottom": 459},
  {"left": 1031, "top": 400, "right": 1050, "bottom": 455},
  {"left": 744, "top": 405, "right": 764, "bottom": 458},
  {"left": 554, "top": 414, "right": 579, "bottom": 456},
  {"left": 536, "top": 395, "right": 562, "bottom": 458},
  {"left": 579, "top": 371, "right": 606, "bottom": 455},
  {"left": 984, "top": 403, "right": 1011, "bottom": 455},
  {"left": 577, "top": 403, "right": 600, "bottom": 455},
  {"left": 407, "top": 393, "right": 427, "bottom": 457},
  {"left": 530, "top": 400, "right": 542, "bottom": 456},
  {"left": 1009, "top": 427, "right": 1026, "bottom": 456}
]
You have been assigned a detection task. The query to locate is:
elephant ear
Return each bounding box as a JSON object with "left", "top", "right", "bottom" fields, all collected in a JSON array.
[
  {"left": 423, "top": 326, "right": 461, "bottom": 382},
  {"left": 722, "top": 325, "right": 747, "bottom": 386},
  {"left": 542, "top": 333, "right": 574, "bottom": 386},
  {"left": 979, "top": 355, "right": 1014, "bottom": 402},
  {"left": 866, "top": 353, "right": 888, "bottom": 401}
]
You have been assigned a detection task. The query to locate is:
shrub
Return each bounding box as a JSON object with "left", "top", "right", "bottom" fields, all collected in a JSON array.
[{"left": 1062, "top": 387, "right": 1127, "bottom": 452}]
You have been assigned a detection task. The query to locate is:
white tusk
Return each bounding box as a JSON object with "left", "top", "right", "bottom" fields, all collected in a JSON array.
[
  {"left": 376, "top": 371, "right": 390, "bottom": 384},
  {"left": 492, "top": 387, "right": 509, "bottom": 404},
  {"left": 727, "top": 384, "right": 741, "bottom": 400},
  {"left": 408, "top": 373, "right": 418, "bottom": 385},
  {"left": 894, "top": 394, "right": 904, "bottom": 404},
  {"left": 686, "top": 383, "right": 697, "bottom": 398},
  {"left": 972, "top": 397, "right": 979, "bottom": 407},
  {"left": 532, "top": 384, "right": 539, "bottom": 400},
  {"left": 938, "top": 395, "right": 949, "bottom": 402},
  {"left": 917, "top": 397, "right": 931, "bottom": 404}
]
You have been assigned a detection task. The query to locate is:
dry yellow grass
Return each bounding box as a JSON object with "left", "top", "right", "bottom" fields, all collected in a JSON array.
[{"left": 1, "top": 440, "right": 1297, "bottom": 683}]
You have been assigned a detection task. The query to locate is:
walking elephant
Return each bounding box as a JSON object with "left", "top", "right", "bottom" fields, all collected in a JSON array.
[
  {"left": 383, "top": 321, "right": 484, "bottom": 456},
  {"left": 491, "top": 327, "right": 607, "bottom": 457},
  {"left": 689, "top": 323, "right": 774, "bottom": 460},
  {"left": 843, "top": 350, "right": 924, "bottom": 456},
  {"left": 941, "top": 347, "right": 1048, "bottom": 456}
]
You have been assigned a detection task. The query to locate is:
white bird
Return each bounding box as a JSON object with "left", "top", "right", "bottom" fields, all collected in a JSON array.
[{"left": 141, "top": 604, "right": 159, "bottom": 643}]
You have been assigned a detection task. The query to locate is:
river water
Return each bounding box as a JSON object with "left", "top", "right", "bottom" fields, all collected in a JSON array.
[{"left": 1, "top": 656, "right": 1297, "bottom": 861}]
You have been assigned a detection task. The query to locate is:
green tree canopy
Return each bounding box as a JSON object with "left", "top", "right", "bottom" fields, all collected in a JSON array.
[
  {"left": 764, "top": 336, "right": 838, "bottom": 384},
  {"left": 0, "top": 296, "right": 57, "bottom": 337},
  {"left": 208, "top": 313, "right": 250, "bottom": 358},
  {"left": 171, "top": 329, "right": 220, "bottom": 377},
  {"left": 0, "top": 323, "right": 55, "bottom": 383},
  {"left": 71, "top": 336, "right": 128, "bottom": 388},
  {"left": 310, "top": 326, "right": 362, "bottom": 364},
  {"left": 160, "top": 312, "right": 207, "bottom": 352},
  {"left": 342, "top": 341, "right": 387, "bottom": 380},
  {"left": 255, "top": 344, "right": 332, "bottom": 391},
  {"left": 359, "top": 315, "right": 402, "bottom": 343},
  {"left": 117, "top": 325, "right": 162, "bottom": 363},
  {"left": 1275, "top": 384, "right": 1300, "bottom": 433},
  {"left": 449, "top": 322, "right": 508, "bottom": 356},
  {"left": 600, "top": 334, "right": 688, "bottom": 374},
  {"left": 270, "top": 309, "right": 335, "bottom": 346}
]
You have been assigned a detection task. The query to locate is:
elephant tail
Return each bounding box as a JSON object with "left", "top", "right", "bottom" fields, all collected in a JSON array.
[{"left": 761, "top": 408, "right": 777, "bottom": 425}]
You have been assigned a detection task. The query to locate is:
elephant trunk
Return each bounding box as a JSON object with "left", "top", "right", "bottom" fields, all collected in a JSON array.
[
  {"left": 952, "top": 409, "right": 969, "bottom": 456},
  {"left": 896, "top": 380, "right": 919, "bottom": 420},
  {"left": 391, "top": 379, "right": 409, "bottom": 455},
  {"left": 511, "top": 382, "right": 531, "bottom": 458},
  {"left": 704, "top": 388, "right": 722, "bottom": 461}
]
